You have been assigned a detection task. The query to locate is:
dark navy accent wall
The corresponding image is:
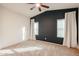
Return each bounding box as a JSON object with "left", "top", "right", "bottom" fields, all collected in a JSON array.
[{"left": 31, "top": 8, "right": 78, "bottom": 44}]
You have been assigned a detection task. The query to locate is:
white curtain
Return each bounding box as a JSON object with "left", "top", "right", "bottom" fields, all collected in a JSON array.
[
  {"left": 30, "top": 19, "right": 36, "bottom": 40},
  {"left": 63, "top": 11, "right": 77, "bottom": 48},
  {"left": 22, "top": 17, "right": 30, "bottom": 40}
]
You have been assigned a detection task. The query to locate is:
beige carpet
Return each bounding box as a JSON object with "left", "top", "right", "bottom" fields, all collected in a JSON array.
[{"left": 0, "top": 40, "right": 79, "bottom": 56}]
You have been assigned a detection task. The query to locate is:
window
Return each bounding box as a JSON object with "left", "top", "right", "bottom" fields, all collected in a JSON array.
[
  {"left": 57, "top": 19, "right": 65, "bottom": 38},
  {"left": 34, "top": 22, "right": 39, "bottom": 35}
]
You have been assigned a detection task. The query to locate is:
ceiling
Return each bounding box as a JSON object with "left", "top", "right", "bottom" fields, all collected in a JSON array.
[{"left": 1, "top": 3, "right": 79, "bottom": 17}]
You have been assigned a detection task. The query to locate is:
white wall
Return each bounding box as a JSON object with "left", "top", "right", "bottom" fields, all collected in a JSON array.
[
  {"left": 0, "top": 6, "right": 30, "bottom": 49},
  {"left": 0, "top": 6, "right": 3, "bottom": 43},
  {"left": 78, "top": 8, "right": 79, "bottom": 45}
]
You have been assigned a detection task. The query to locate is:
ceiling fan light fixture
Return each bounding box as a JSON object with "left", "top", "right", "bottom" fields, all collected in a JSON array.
[
  {"left": 28, "top": 3, "right": 49, "bottom": 12},
  {"left": 36, "top": 3, "right": 40, "bottom": 7}
]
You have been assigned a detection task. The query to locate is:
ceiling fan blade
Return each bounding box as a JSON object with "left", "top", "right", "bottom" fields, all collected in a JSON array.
[
  {"left": 41, "top": 4, "right": 49, "bottom": 8},
  {"left": 30, "top": 6, "right": 35, "bottom": 10},
  {"left": 38, "top": 7, "right": 41, "bottom": 11},
  {"left": 27, "top": 3, "right": 35, "bottom": 4}
]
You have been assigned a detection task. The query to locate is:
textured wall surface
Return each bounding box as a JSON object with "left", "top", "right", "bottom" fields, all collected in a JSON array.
[{"left": 0, "top": 6, "right": 30, "bottom": 49}]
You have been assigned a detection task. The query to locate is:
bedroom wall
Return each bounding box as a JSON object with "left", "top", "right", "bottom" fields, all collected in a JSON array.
[
  {"left": 0, "top": 6, "right": 30, "bottom": 49},
  {"left": 32, "top": 8, "right": 78, "bottom": 44},
  {"left": 78, "top": 8, "right": 79, "bottom": 47},
  {"left": 34, "top": 12, "right": 64, "bottom": 44},
  {"left": 0, "top": 6, "right": 1, "bottom": 37}
]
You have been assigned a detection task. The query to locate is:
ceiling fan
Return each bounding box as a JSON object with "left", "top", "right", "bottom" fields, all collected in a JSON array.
[{"left": 28, "top": 3, "right": 49, "bottom": 11}]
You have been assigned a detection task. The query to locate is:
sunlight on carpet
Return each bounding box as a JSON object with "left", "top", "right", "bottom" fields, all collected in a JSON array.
[
  {"left": 0, "top": 49, "right": 14, "bottom": 55},
  {"left": 14, "top": 46, "right": 44, "bottom": 52}
]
